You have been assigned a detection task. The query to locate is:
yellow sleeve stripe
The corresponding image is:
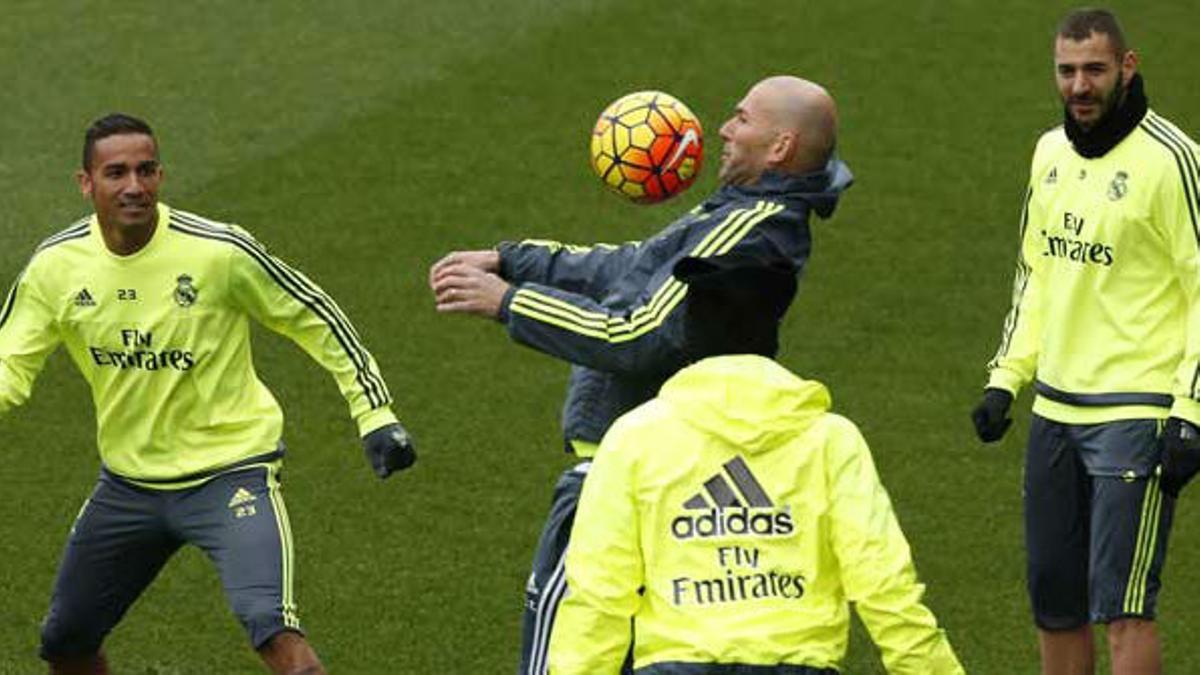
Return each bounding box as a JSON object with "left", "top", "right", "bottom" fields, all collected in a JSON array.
[
  {"left": 517, "top": 239, "right": 636, "bottom": 253},
  {"left": 511, "top": 281, "right": 690, "bottom": 344},
  {"left": 509, "top": 200, "right": 784, "bottom": 342},
  {"left": 512, "top": 202, "right": 767, "bottom": 330}
]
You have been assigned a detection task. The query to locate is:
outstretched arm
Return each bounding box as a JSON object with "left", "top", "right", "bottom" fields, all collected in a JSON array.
[
  {"left": 225, "top": 226, "right": 399, "bottom": 436},
  {"left": 0, "top": 267, "right": 61, "bottom": 415},
  {"left": 496, "top": 239, "right": 640, "bottom": 296}
]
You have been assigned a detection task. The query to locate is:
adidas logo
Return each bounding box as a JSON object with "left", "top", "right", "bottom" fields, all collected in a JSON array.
[
  {"left": 227, "top": 487, "right": 257, "bottom": 508},
  {"left": 1045, "top": 167, "right": 1058, "bottom": 185},
  {"left": 671, "top": 456, "right": 795, "bottom": 540},
  {"left": 74, "top": 288, "right": 96, "bottom": 307}
]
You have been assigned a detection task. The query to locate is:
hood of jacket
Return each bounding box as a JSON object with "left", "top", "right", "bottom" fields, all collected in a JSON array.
[
  {"left": 658, "top": 354, "right": 831, "bottom": 453},
  {"left": 703, "top": 156, "right": 854, "bottom": 219}
]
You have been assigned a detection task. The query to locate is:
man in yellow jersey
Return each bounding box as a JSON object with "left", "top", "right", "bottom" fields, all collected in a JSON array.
[
  {"left": 430, "top": 76, "right": 852, "bottom": 674},
  {"left": 972, "top": 8, "right": 1200, "bottom": 674},
  {"left": 549, "top": 254, "right": 962, "bottom": 674},
  {"left": 0, "top": 114, "right": 415, "bottom": 674}
]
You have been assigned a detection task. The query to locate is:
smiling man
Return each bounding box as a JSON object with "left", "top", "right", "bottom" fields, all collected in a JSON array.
[
  {"left": 972, "top": 8, "right": 1200, "bottom": 675},
  {"left": 429, "top": 76, "right": 852, "bottom": 674},
  {"left": 0, "top": 114, "right": 416, "bottom": 674}
]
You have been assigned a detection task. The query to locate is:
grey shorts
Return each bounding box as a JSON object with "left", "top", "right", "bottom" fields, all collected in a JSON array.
[
  {"left": 39, "top": 463, "right": 300, "bottom": 659},
  {"left": 1024, "top": 415, "right": 1175, "bottom": 629}
]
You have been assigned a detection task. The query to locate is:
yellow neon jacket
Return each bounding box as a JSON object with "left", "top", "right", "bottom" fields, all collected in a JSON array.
[
  {"left": 548, "top": 355, "right": 962, "bottom": 674},
  {"left": 0, "top": 204, "right": 396, "bottom": 482},
  {"left": 987, "top": 111, "right": 1200, "bottom": 425}
]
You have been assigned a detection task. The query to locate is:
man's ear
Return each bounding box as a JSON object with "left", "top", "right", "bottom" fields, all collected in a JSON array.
[
  {"left": 769, "top": 131, "right": 797, "bottom": 166},
  {"left": 1121, "top": 49, "right": 1138, "bottom": 86},
  {"left": 76, "top": 169, "right": 92, "bottom": 197}
]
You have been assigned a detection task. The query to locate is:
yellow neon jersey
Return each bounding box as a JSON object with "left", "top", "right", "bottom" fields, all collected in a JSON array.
[
  {"left": 549, "top": 356, "right": 962, "bottom": 674},
  {"left": 0, "top": 204, "right": 396, "bottom": 481},
  {"left": 987, "top": 111, "right": 1200, "bottom": 425}
]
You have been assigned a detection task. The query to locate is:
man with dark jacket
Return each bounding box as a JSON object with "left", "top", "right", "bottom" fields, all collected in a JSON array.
[{"left": 430, "top": 75, "right": 852, "bottom": 675}]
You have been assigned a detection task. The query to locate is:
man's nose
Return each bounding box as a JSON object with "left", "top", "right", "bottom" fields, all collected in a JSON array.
[
  {"left": 122, "top": 174, "right": 145, "bottom": 194},
  {"left": 1070, "top": 73, "right": 1091, "bottom": 96}
]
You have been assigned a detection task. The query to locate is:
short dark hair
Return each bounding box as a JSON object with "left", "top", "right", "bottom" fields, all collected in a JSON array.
[
  {"left": 1057, "top": 8, "right": 1128, "bottom": 55},
  {"left": 82, "top": 113, "right": 156, "bottom": 171}
]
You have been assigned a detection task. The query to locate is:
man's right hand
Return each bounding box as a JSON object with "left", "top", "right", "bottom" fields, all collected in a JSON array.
[
  {"left": 429, "top": 250, "right": 500, "bottom": 290},
  {"left": 971, "top": 388, "right": 1014, "bottom": 443}
]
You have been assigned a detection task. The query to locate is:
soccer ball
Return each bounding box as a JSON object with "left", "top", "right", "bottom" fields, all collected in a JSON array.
[{"left": 590, "top": 91, "right": 704, "bottom": 204}]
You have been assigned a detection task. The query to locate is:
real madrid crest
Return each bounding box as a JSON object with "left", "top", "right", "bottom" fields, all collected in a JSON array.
[
  {"left": 1108, "top": 171, "right": 1129, "bottom": 201},
  {"left": 174, "top": 274, "right": 198, "bottom": 307}
]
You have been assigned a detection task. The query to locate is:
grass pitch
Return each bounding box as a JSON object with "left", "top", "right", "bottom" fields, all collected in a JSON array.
[{"left": 1, "top": 1, "right": 1197, "bottom": 672}]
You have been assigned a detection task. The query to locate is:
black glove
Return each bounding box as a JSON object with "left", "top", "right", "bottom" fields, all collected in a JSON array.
[
  {"left": 362, "top": 423, "right": 417, "bottom": 479},
  {"left": 1161, "top": 416, "right": 1200, "bottom": 497},
  {"left": 971, "top": 388, "right": 1014, "bottom": 443}
]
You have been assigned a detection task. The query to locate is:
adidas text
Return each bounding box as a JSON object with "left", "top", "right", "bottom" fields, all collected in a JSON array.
[{"left": 671, "top": 507, "right": 795, "bottom": 540}]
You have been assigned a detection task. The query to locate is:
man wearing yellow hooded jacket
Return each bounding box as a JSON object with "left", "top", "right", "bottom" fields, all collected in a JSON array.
[{"left": 548, "top": 254, "right": 963, "bottom": 674}]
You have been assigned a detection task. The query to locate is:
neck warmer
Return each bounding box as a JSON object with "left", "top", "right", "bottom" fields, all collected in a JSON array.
[{"left": 1064, "top": 73, "right": 1148, "bottom": 158}]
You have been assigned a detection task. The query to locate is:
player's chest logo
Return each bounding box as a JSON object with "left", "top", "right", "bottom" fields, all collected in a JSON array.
[
  {"left": 173, "top": 274, "right": 198, "bottom": 307},
  {"left": 1108, "top": 171, "right": 1130, "bottom": 201},
  {"left": 73, "top": 288, "right": 97, "bottom": 307}
]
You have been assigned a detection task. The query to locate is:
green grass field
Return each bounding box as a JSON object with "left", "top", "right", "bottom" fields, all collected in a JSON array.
[{"left": 2, "top": 1, "right": 1198, "bottom": 672}]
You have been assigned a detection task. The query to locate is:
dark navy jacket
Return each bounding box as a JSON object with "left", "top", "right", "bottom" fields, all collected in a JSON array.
[{"left": 497, "top": 160, "right": 853, "bottom": 449}]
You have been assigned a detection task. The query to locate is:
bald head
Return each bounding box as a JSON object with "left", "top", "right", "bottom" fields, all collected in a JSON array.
[
  {"left": 753, "top": 76, "right": 838, "bottom": 172},
  {"left": 718, "top": 76, "right": 839, "bottom": 185}
]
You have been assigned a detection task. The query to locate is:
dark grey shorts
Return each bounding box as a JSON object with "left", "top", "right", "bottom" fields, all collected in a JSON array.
[
  {"left": 39, "top": 463, "right": 300, "bottom": 659},
  {"left": 1024, "top": 415, "right": 1175, "bottom": 629}
]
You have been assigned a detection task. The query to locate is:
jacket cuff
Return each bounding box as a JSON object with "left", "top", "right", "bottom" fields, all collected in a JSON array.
[
  {"left": 498, "top": 284, "right": 519, "bottom": 324},
  {"left": 985, "top": 369, "right": 1024, "bottom": 396},
  {"left": 357, "top": 407, "right": 399, "bottom": 437}
]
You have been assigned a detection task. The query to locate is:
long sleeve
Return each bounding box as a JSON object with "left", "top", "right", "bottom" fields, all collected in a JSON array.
[
  {"left": 503, "top": 265, "right": 689, "bottom": 376},
  {"left": 226, "top": 228, "right": 396, "bottom": 435},
  {"left": 498, "top": 239, "right": 641, "bottom": 297},
  {"left": 825, "top": 418, "right": 964, "bottom": 675},
  {"left": 0, "top": 268, "right": 61, "bottom": 415},
  {"left": 548, "top": 425, "right": 642, "bottom": 674},
  {"left": 501, "top": 202, "right": 797, "bottom": 376},
  {"left": 1156, "top": 130, "right": 1200, "bottom": 424},
  {"left": 987, "top": 184, "right": 1043, "bottom": 394}
]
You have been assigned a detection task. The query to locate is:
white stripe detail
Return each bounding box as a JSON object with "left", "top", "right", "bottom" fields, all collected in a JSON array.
[{"left": 529, "top": 551, "right": 569, "bottom": 675}]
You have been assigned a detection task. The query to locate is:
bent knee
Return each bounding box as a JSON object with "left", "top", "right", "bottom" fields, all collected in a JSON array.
[{"left": 39, "top": 616, "right": 104, "bottom": 662}]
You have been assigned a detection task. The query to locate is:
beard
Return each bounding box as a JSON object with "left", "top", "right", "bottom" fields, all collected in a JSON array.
[{"left": 1066, "top": 75, "right": 1127, "bottom": 131}]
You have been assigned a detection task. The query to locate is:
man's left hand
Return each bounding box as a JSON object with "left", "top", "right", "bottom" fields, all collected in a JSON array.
[
  {"left": 1161, "top": 416, "right": 1200, "bottom": 497},
  {"left": 362, "top": 423, "right": 417, "bottom": 479},
  {"left": 431, "top": 262, "right": 510, "bottom": 319}
]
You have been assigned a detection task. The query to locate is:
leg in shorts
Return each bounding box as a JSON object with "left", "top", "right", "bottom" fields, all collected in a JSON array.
[
  {"left": 39, "top": 462, "right": 300, "bottom": 659},
  {"left": 39, "top": 471, "right": 182, "bottom": 660},
  {"left": 173, "top": 464, "right": 302, "bottom": 647},
  {"left": 1024, "top": 415, "right": 1175, "bottom": 629}
]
